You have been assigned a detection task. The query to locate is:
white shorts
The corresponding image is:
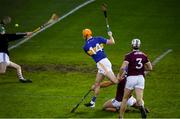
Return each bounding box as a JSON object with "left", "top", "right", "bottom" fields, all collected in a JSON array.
[
  {"left": 125, "top": 75, "right": 145, "bottom": 90},
  {"left": 97, "top": 58, "right": 113, "bottom": 75},
  {"left": 111, "top": 96, "right": 137, "bottom": 109},
  {"left": 0, "top": 53, "right": 10, "bottom": 65},
  {"left": 111, "top": 99, "right": 121, "bottom": 109}
]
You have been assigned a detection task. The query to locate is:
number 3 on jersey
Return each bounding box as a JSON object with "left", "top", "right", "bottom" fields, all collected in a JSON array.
[
  {"left": 87, "top": 43, "right": 103, "bottom": 56},
  {"left": 136, "top": 58, "right": 143, "bottom": 69}
]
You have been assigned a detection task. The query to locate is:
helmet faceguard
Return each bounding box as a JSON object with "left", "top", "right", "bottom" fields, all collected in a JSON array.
[{"left": 131, "top": 38, "right": 141, "bottom": 50}]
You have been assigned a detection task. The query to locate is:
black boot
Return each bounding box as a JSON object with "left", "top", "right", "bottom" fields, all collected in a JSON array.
[
  {"left": 19, "top": 79, "right": 32, "bottom": 83},
  {"left": 139, "top": 106, "right": 147, "bottom": 119}
]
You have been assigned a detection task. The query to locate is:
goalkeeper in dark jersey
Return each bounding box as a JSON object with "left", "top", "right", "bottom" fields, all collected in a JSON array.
[{"left": 0, "top": 16, "right": 32, "bottom": 83}]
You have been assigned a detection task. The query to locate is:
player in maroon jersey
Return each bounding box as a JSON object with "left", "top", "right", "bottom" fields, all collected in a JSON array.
[{"left": 118, "top": 39, "right": 152, "bottom": 119}]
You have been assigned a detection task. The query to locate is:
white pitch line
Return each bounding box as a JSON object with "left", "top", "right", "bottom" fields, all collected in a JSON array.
[
  {"left": 152, "top": 49, "right": 173, "bottom": 66},
  {"left": 145, "top": 49, "right": 172, "bottom": 75},
  {"left": 9, "top": 0, "right": 95, "bottom": 51}
]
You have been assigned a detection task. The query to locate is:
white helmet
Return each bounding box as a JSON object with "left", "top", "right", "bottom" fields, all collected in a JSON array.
[{"left": 131, "top": 38, "right": 141, "bottom": 49}]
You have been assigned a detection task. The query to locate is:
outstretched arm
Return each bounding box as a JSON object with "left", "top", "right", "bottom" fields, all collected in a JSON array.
[{"left": 6, "top": 32, "right": 32, "bottom": 42}]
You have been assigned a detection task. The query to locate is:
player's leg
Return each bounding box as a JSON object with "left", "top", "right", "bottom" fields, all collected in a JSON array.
[
  {"left": 103, "top": 99, "right": 118, "bottom": 112},
  {"left": 119, "top": 88, "right": 132, "bottom": 118},
  {"left": 135, "top": 88, "right": 147, "bottom": 118},
  {"left": 0, "top": 62, "right": 7, "bottom": 74},
  {"left": 94, "top": 73, "right": 104, "bottom": 96},
  {"left": 0, "top": 53, "right": 8, "bottom": 74},
  {"left": 100, "top": 80, "right": 114, "bottom": 88},
  {"left": 7, "top": 61, "right": 32, "bottom": 83},
  {"left": 85, "top": 73, "right": 104, "bottom": 108},
  {"left": 119, "top": 76, "right": 135, "bottom": 118},
  {"left": 106, "top": 71, "right": 119, "bottom": 84},
  {"left": 135, "top": 75, "right": 146, "bottom": 118},
  {"left": 8, "top": 61, "right": 24, "bottom": 79},
  {"left": 103, "top": 99, "right": 112, "bottom": 109},
  {"left": 131, "top": 100, "right": 150, "bottom": 113},
  {"left": 97, "top": 58, "right": 118, "bottom": 84}
]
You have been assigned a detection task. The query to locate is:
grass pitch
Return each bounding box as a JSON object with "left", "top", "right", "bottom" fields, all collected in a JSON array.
[{"left": 0, "top": 0, "right": 180, "bottom": 118}]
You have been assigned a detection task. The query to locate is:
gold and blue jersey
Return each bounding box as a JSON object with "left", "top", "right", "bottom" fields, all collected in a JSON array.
[{"left": 83, "top": 37, "right": 107, "bottom": 63}]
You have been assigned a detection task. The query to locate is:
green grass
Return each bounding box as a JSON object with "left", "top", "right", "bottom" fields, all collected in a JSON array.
[{"left": 0, "top": 0, "right": 180, "bottom": 118}]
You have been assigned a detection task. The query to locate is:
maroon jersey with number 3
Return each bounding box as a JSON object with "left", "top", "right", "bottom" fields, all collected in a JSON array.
[{"left": 125, "top": 50, "right": 149, "bottom": 76}]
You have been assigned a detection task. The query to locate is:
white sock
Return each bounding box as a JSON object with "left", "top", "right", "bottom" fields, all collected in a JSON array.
[
  {"left": 17, "top": 71, "right": 24, "bottom": 80},
  {"left": 90, "top": 101, "right": 95, "bottom": 104}
]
